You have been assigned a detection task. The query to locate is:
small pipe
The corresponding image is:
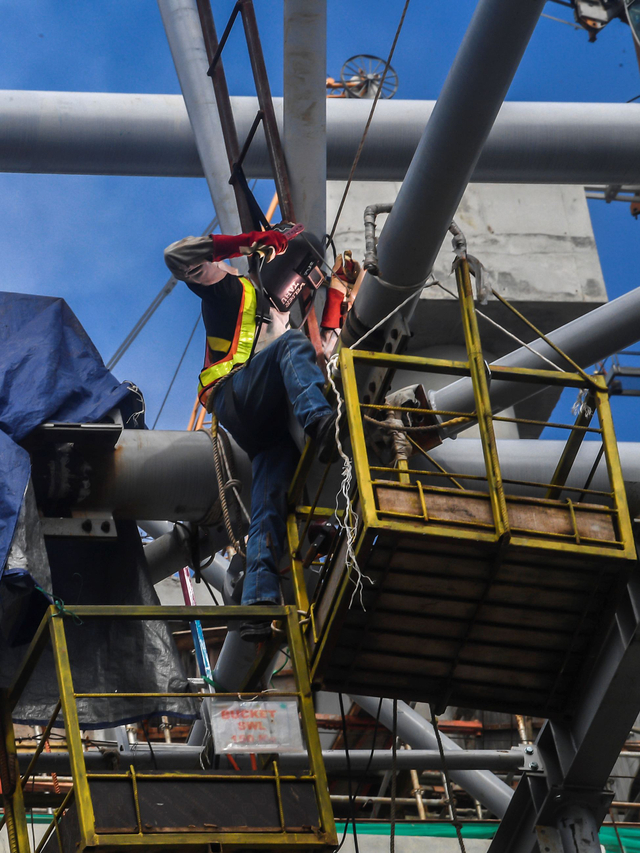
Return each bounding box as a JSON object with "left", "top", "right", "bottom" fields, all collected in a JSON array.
[
  {"left": 330, "top": 795, "right": 444, "bottom": 807},
  {"left": 403, "top": 745, "right": 427, "bottom": 820},
  {"left": 363, "top": 203, "right": 393, "bottom": 275}
]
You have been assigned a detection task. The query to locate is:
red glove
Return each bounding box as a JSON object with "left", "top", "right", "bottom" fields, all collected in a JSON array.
[
  {"left": 211, "top": 231, "right": 288, "bottom": 262},
  {"left": 321, "top": 286, "right": 345, "bottom": 329}
]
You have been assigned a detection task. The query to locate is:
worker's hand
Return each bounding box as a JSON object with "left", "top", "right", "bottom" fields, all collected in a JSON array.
[
  {"left": 211, "top": 230, "right": 288, "bottom": 262},
  {"left": 333, "top": 250, "right": 360, "bottom": 283},
  {"left": 241, "top": 230, "right": 288, "bottom": 262},
  {"left": 321, "top": 250, "right": 363, "bottom": 333}
]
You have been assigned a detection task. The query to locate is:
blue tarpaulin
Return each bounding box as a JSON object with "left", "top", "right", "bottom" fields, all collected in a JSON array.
[{"left": 0, "top": 292, "right": 133, "bottom": 576}]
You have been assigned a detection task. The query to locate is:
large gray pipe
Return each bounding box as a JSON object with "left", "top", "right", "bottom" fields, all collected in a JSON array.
[
  {"left": 351, "top": 695, "right": 513, "bottom": 817},
  {"left": 430, "top": 439, "right": 640, "bottom": 516},
  {"left": 2, "top": 90, "right": 640, "bottom": 184},
  {"left": 432, "top": 285, "right": 640, "bottom": 440},
  {"left": 283, "top": 0, "right": 326, "bottom": 239},
  {"left": 79, "top": 430, "right": 219, "bottom": 521},
  {"left": 345, "top": 0, "right": 546, "bottom": 338},
  {"left": 157, "top": 0, "right": 241, "bottom": 233}
]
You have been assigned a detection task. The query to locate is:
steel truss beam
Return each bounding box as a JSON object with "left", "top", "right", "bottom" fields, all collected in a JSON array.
[{"left": 489, "top": 572, "right": 640, "bottom": 853}]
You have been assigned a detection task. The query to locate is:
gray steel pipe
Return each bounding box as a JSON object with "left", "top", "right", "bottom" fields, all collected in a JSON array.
[
  {"left": 431, "top": 284, "right": 640, "bottom": 440},
  {"left": 18, "top": 745, "right": 523, "bottom": 774},
  {"left": 429, "top": 439, "right": 640, "bottom": 515},
  {"left": 286, "top": 748, "right": 523, "bottom": 774},
  {"left": 157, "top": 0, "right": 241, "bottom": 234},
  {"left": 351, "top": 695, "right": 513, "bottom": 817},
  {"left": 78, "top": 430, "right": 219, "bottom": 521},
  {"left": 283, "top": 0, "right": 326, "bottom": 239},
  {"left": 345, "top": 0, "right": 546, "bottom": 337},
  {"left": 3, "top": 90, "right": 640, "bottom": 184}
]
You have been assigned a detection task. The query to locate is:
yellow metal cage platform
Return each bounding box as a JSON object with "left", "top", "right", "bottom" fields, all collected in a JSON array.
[
  {"left": 0, "top": 605, "right": 337, "bottom": 853},
  {"left": 288, "top": 258, "right": 637, "bottom": 720}
]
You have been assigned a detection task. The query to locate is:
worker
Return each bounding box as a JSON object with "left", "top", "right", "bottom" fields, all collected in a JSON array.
[{"left": 164, "top": 228, "right": 337, "bottom": 641}]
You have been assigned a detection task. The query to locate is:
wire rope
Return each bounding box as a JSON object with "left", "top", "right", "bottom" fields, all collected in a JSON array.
[
  {"left": 430, "top": 706, "right": 468, "bottom": 853},
  {"left": 152, "top": 313, "right": 201, "bottom": 429},
  {"left": 338, "top": 693, "right": 361, "bottom": 853},
  {"left": 328, "top": 0, "right": 411, "bottom": 243},
  {"left": 390, "top": 700, "right": 398, "bottom": 853}
]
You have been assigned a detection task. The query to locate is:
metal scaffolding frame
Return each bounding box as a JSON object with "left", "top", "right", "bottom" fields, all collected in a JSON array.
[{"left": 4, "top": 1, "right": 640, "bottom": 851}]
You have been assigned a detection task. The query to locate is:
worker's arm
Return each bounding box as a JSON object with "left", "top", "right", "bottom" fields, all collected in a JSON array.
[
  {"left": 164, "top": 231, "right": 288, "bottom": 286},
  {"left": 320, "top": 251, "right": 363, "bottom": 358}
]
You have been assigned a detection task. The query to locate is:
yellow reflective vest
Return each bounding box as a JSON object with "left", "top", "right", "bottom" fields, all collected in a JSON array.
[{"left": 196, "top": 275, "right": 257, "bottom": 404}]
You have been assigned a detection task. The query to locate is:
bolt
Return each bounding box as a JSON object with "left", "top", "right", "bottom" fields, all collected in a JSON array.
[
  {"left": 81, "top": 519, "right": 92, "bottom": 533},
  {"left": 524, "top": 746, "right": 534, "bottom": 755},
  {"left": 529, "top": 761, "right": 539, "bottom": 771}
]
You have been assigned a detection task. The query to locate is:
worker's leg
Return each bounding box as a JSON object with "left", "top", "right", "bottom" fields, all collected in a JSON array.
[
  {"left": 226, "top": 329, "right": 332, "bottom": 439},
  {"left": 242, "top": 434, "right": 299, "bottom": 606}
]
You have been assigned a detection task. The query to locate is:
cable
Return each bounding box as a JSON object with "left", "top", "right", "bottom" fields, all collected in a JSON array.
[
  {"left": 430, "top": 706, "right": 467, "bottom": 853},
  {"left": 107, "top": 215, "right": 218, "bottom": 370},
  {"left": 141, "top": 720, "right": 159, "bottom": 770},
  {"left": 390, "top": 700, "right": 398, "bottom": 853},
  {"left": 337, "top": 693, "right": 360, "bottom": 853},
  {"left": 432, "top": 279, "right": 567, "bottom": 373},
  {"left": 201, "top": 575, "right": 221, "bottom": 605},
  {"left": 328, "top": 0, "right": 411, "bottom": 243},
  {"left": 541, "top": 12, "right": 581, "bottom": 29},
  {"left": 152, "top": 313, "right": 201, "bottom": 429}
]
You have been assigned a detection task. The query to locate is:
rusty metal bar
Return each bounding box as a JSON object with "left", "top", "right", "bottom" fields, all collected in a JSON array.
[
  {"left": 238, "top": 0, "right": 294, "bottom": 220},
  {"left": 196, "top": 0, "right": 253, "bottom": 231}
]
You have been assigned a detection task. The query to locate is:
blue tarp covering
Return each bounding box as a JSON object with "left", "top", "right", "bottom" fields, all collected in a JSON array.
[{"left": 0, "top": 292, "right": 133, "bottom": 576}]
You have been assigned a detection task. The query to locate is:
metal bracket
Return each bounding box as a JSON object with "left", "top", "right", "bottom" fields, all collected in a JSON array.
[
  {"left": 27, "top": 422, "right": 123, "bottom": 450},
  {"left": 359, "top": 312, "right": 412, "bottom": 408},
  {"left": 536, "top": 786, "right": 613, "bottom": 825},
  {"left": 517, "top": 743, "right": 546, "bottom": 775},
  {"left": 40, "top": 513, "right": 117, "bottom": 539}
]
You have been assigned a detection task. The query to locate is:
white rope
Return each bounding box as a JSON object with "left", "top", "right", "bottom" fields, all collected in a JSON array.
[
  {"left": 123, "top": 381, "right": 146, "bottom": 426},
  {"left": 327, "top": 353, "right": 373, "bottom": 609},
  {"left": 321, "top": 280, "right": 445, "bottom": 608}
]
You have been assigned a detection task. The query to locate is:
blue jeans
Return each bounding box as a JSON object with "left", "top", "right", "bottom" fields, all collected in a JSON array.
[{"left": 212, "top": 330, "right": 332, "bottom": 605}]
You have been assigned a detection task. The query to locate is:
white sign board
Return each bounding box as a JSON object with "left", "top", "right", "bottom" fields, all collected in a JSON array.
[{"left": 210, "top": 700, "right": 304, "bottom": 753}]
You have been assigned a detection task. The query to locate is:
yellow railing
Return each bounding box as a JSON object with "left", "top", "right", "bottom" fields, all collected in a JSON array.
[{"left": 0, "top": 605, "right": 336, "bottom": 853}]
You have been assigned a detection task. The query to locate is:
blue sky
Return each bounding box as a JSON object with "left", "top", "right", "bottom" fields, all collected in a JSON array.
[{"left": 1, "top": 1, "right": 639, "bottom": 437}]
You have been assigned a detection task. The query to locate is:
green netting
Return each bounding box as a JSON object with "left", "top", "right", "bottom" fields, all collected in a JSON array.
[{"left": 335, "top": 822, "right": 638, "bottom": 850}]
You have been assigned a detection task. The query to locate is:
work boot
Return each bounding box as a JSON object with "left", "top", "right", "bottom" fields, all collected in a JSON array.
[
  {"left": 239, "top": 602, "right": 275, "bottom": 643},
  {"left": 311, "top": 411, "right": 339, "bottom": 465},
  {"left": 239, "top": 620, "right": 273, "bottom": 643}
]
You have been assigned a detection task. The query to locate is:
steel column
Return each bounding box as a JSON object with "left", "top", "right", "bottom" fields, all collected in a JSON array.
[
  {"left": 283, "top": 0, "right": 327, "bottom": 240},
  {"left": 489, "top": 573, "right": 640, "bottom": 853},
  {"left": 344, "top": 0, "right": 546, "bottom": 341},
  {"left": 556, "top": 805, "right": 602, "bottom": 853},
  {"left": 157, "top": 0, "right": 242, "bottom": 233},
  {"left": 351, "top": 695, "right": 513, "bottom": 818}
]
